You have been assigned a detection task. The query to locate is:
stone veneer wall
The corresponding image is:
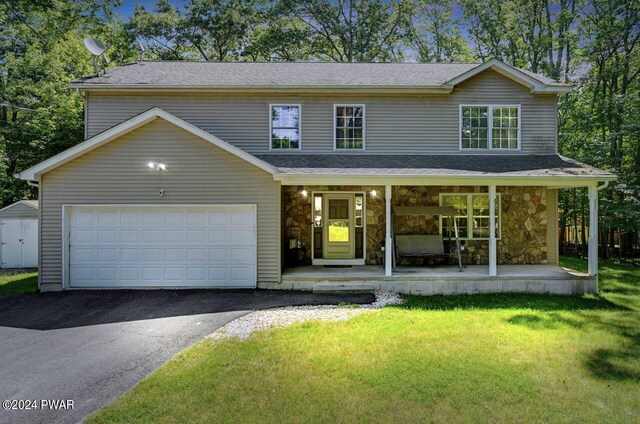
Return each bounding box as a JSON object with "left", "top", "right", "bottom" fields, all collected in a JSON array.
[
  {"left": 393, "top": 186, "right": 548, "bottom": 265},
  {"left": 283, "top": 185, "right": 549, "bottom": 267},
  {"left": 282, "top": 186, "right": 385, "bottom": 266}
]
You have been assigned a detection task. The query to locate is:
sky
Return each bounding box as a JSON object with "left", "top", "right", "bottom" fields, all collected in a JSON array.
[
  {"left": 113, "top": 0, "right": 466, "bottom": 20},
  {"left": 113, "top": 0, "right": 186, "bottom": 18}
]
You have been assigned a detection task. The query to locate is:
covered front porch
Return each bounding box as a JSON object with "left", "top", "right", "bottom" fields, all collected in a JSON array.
[
  {"left": 267, "top": 152, "right": 615, "bottom": 295},
  {"left": 277, "top": 264, "right": 595, "bottom": 295}
]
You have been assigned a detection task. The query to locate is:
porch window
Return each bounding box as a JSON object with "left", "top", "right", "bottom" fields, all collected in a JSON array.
[
  {"left": 271, "top": 105, "right": 300, "bottom": 149},
  {"left": 440, "top": 193, "right": 501, "bottom": 240},
  {"left": 460, "top": 105, "right": 520, "bottom": 150},
  {"left": 335, "top": 105, "right": 364, "bottom": 149}
]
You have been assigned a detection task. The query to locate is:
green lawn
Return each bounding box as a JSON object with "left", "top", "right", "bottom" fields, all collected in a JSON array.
[
  {"left": 0, "top": 271, "right": 38, "bottom": 295},
  {"left": 89, "top": 258, "right": 640, "bottom": 424}
]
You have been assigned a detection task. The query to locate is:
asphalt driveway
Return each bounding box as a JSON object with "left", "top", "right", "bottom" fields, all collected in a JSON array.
[{"left": 0, "top": 289, "right": 374, "bottom": 424}]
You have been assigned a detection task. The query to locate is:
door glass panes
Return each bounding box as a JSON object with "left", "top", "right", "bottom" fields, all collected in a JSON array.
[
  {"left": 314, "top": 194, "right": 322, "bottom": 227},
  {"left": 355, "top": 194, "right": 363, "bottom": 227}
]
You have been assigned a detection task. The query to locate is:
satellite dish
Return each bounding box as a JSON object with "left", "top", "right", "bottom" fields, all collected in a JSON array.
[
  {"left": 84, "top": 38, "right": 107, "bottom": 55},
  {"left": 83, "top": 38, "right": 110, "bottom": 76}
]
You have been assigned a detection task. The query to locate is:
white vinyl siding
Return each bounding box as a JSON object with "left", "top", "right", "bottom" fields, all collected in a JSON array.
[{"left": 85, "top": 70, "right": 556, "bottom": 154}]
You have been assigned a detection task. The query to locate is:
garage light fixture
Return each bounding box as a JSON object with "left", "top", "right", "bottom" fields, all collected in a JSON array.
[
  {"left": 147, "top": 161, "right": 166, "bottom": 171},
  {"left": 370, "top": 189, "right": 377, "bottom": 197}
]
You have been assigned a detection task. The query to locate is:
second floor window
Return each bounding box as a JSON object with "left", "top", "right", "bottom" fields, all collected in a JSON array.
[
  {"left": 335, "top": 105, "right": 364, "bottom": 149},
  {"left": 460, "top": 105, "right": 520, "bottom": 150},
  {"left": 271, "top": 105, "right": 300, "bottom": 149}
]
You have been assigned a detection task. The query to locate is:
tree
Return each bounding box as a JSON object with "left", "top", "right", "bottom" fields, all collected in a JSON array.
[
  {"left": 125, "top": 0, "right": 195, "bottom": 60},
  {"left": 410, "top": 0, "right": 473, "bottom": 62},
  {"left": 0, "top": 0, "right": 125, "bottom": 205},
  {"left": 278, "top": 0, "right": 414, "bottom": 62}
]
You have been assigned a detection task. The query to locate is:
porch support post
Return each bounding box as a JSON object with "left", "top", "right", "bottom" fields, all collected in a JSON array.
[
  {"left": 488, "top": 185, "right": 497, "bottom": 276},
  {"left": 385, "top": 184, "right": 392, "bottom": 277},
  {"left": 588, "top": 184, "right": 598, "bottom": 277}
]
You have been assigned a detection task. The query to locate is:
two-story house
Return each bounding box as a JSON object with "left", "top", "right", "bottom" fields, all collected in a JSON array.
[{"left": 18, "top": 59, "right": 615, "bottom": 294}]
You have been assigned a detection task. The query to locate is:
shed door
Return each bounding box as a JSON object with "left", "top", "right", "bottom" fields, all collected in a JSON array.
[
  {"left": 1, "top": 219, "right": 38, "bottom": 268},
  {"left": 68, "top": 205, "right": 256, "bottom": 288},
  {"left": 1, "top": 220, "right": 22, "bottom": 268}
]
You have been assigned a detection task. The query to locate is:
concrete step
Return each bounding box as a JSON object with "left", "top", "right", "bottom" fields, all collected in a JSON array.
[{"left": 313, "top": 283, "right": 376, "bottom": 294}]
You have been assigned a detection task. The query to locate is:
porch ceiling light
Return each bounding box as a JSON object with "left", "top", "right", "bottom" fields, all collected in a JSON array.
[
  {"left": 301, "top": 189, "right": 308, "bottom": 197},
  {"left": 147, "top": 161, "right": 166, "bottom": 171},
  {"left": 370, "top": 189, "right": 377, "bottom": 197}
]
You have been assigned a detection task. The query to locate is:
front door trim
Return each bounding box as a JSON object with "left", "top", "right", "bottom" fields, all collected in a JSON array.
[{"left": 311, "top": 191, "right": 366, "bottom": 266}]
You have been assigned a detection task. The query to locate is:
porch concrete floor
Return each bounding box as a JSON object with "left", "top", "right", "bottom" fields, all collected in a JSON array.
[{"left": 282, "top": 264, "right": 589, "bottom": 281}]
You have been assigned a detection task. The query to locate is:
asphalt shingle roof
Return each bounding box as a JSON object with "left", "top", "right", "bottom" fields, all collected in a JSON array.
[
  {"left": 256, "top": 154, "right": 613, "bottom": 177},
  {"left": 71, "top": 61, "right": 565, "bottom": 88}
]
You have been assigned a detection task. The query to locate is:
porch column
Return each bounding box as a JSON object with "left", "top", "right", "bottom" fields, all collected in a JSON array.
[
  {"left": 588, "top": 185, "right": 598, "bottom": 276},
  {"left": 385, "top": 184, "right": 392, "bottom": 276},
  {"left": 488, "top": 185, "right": 497, "bottom": 276}
]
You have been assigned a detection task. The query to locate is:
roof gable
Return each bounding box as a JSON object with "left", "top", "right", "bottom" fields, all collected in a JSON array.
[
  {"left": 0, "top": 200, "right": 39, "bottom": 213},
  {"left": 446, "top": 59, "right": 570, "bottom": 94},
  {"left": 17, "top": 108, "right": 278, "bottom": 180}
]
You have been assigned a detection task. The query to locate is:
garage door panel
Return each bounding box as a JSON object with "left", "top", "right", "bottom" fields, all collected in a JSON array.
[
  {"left": 98, "top": 230, "right": 117, "bottom": 243},
  {"left": 97, "top": 267, "right": 117, "bottom": 281},
  {"left": 164, "top": 229, "right": 186, "bottom": 243},
  {"left": 98, "top": 248, "right": 117, "bottom": 262},
  {"left": 142, "top": 211, "right": 162, "bottom": 225},
  {"left": 230, "top": 228, "right": 253, "bottom": 244},
  {"left": 209, "top": 211, "right": 228, "bottom": 225},
  {"left": 98, "top": 211, "right": 118, "bottom": 225},
  {"left": 69, "top": 205, "right": 256, "bottom": 288}
]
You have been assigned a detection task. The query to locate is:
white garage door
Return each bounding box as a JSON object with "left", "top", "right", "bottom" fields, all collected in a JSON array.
[{"left": 68, "top": 205, "right": 256, "bottom": 288}]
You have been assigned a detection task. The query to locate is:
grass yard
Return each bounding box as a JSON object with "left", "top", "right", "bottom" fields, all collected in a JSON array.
[
  {"left": 0, "top": 271, "right": 38, "bottom": 295},
  {"left": 89, "top": 258, "right": 639, "bottom": 424}
]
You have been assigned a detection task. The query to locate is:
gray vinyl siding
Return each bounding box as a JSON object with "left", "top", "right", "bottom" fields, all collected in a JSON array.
[
  {"left": 86, "top": 70, "right": 558, "bottom": 155},
  {"left": 0, "top": 203, "right": 39, "bottom": 219},
  {"left": 40, "top": 119, "right": 281, "bottom": 289}
]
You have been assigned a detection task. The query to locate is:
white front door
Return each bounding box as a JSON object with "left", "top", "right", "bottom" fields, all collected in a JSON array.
[
  {"left": 67, "top": 205, "right": 257, "bottom": 288},
  {"left": 322, "top": 194, "right": 355, "bottom": 259}
]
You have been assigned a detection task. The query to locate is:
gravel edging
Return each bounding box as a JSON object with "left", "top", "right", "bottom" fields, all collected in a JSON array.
[{"left": 209, "top": 291, "right": 402, "bottom": 341}]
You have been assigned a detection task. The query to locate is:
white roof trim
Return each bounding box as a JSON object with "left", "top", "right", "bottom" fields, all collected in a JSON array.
[
  {"left": 445, "top": 59, "right": 572, "bottom": 94},
  {"left": 273, "top": 173, "right": 616, "bottom": 187},
  {"left": 0, "top": 200, "right": 39, "bottom": 213},
  {"left": 17, "top": 108, "right": 279, "bottom": 180}
]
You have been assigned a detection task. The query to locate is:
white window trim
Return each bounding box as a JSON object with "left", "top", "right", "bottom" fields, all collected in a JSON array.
[
  {"left": 438, "top": 193, "right": 502, "bottom": 240},
  {"left": 333, "top": 104, "right": 366, "bottom": 151},
  {"left": 269, "top": 103, "right": 302, "bottom": 151},
  {"left": 459, "top": 104, "right": 521, "bottom": 151}
]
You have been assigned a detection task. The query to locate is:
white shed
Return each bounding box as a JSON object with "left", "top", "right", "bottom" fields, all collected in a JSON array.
[{"left": 0, "top": 200, "right": 38, "bottom": 268}]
